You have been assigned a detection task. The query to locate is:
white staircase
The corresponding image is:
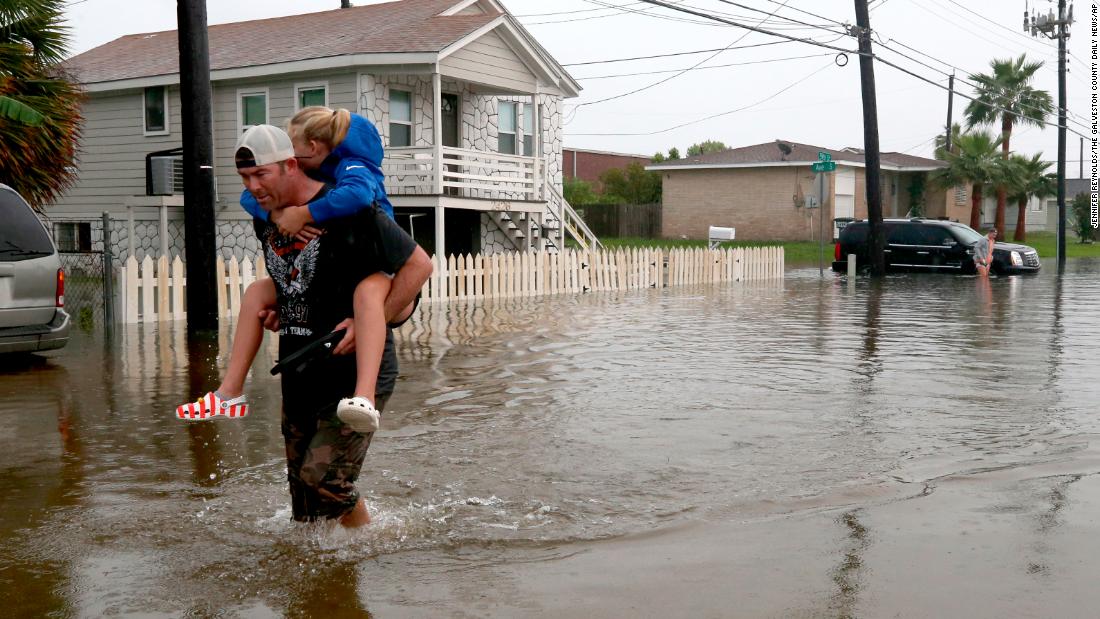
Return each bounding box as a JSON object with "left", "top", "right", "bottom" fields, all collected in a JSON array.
[{"left": 488, "top": 186, "right": 602, "bottom": 253}]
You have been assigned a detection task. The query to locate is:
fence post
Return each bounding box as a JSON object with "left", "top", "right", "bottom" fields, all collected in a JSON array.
[
  {"left": 172, "top": 256, "right": 185, "bottom": 320},
  {"left": 124, "top": 256, "right": 139, "bottom": 323},
  {"left": 102, "top": 212, "right": 114, "bottom": 325},
  {"left": 157, "top": 255, "right": 170, "bottom": 321},
  {"left": 140, "top": 255, "right": 155, "bottom": 323}
]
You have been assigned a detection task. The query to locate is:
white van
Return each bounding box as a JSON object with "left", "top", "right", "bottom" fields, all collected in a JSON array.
[{"left": 0, "top": 184, "right": 70, "bottom": 354}]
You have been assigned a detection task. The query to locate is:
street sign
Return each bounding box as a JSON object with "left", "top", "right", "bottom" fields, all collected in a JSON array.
[
  {"left": 811, "top": 161, "right": 836, "bottom": 172},
  {"left": 818, "top": 151, "right": 832, "bottom": 162}
]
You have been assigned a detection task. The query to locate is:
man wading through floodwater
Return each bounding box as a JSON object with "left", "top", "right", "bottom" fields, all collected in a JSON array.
[{"left": 234, "top": 124, "right": 432, "bottom": 526}]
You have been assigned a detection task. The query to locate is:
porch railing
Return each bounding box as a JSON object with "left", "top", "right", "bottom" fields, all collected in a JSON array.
[{"left": 382, "top": 146, "right": 543, "bottom": 201}]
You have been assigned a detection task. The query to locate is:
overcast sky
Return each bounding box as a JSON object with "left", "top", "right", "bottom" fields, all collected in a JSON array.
[{"left": 64, "top": 0, "right": 1095, "bottom": 174}]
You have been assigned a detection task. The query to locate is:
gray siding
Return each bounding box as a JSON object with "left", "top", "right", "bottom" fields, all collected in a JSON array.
[
  {"left": 440, "top": 30, "right": 537, "bottom": 92},
  {"left": 52, "top": 88, "right": 183, "bottom": 215},
  {"left": 212, "top": 70, "right": 359, "bottom": 209}
]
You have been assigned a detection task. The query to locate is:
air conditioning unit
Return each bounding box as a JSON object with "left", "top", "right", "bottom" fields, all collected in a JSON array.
[{"left": 149, "top": 155, "right": 184, "bottom": 195}]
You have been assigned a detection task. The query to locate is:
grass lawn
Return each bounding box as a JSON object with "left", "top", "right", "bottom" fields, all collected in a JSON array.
[
  {"left": 1015, "top": 231, "right": 1100, "bottom": 259},
  {"left": 595, "top": 232, "right": 1100, "bottom": 263},
  {"left": 597, "top": 237, "right": 828, "bottom": 263}
]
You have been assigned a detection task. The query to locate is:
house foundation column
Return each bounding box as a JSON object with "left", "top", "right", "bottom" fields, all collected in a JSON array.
[
  {"left": 432, "top": 71, "right": 446, "bottom": 260},
  {"left": 531, "top": 91, "right": 542, "bottom": 251}
]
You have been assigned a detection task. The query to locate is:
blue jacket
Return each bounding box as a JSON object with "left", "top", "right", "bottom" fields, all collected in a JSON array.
[{"left": 241, "top": 114, "right": 394, "bottom": 221}]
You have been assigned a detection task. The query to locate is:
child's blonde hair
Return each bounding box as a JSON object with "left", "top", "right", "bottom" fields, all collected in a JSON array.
[{"left": 287, "top": 106, "right": 351, "bottom": 149}]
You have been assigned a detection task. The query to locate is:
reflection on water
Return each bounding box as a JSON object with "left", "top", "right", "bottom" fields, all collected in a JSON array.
[{"left": 1, "top": 260, "right": 1099, "bottom": 615}]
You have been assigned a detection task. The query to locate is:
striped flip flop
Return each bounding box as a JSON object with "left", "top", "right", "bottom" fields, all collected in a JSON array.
[{"left": 176, "top": 392, "right": 249, "bottom": 421}]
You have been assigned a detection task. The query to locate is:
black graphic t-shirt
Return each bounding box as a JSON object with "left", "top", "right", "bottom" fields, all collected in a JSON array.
[{"left": 254, "top": 188, "right": 417, "bottom": 415}]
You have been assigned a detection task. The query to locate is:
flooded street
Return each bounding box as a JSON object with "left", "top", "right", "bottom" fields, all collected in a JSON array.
[{"left": 2, "top": 260, "right": 1099, "bottom": 617}]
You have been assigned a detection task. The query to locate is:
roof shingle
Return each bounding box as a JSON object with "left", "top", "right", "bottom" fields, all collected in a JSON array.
[
  {"left": 64, "top": 0, "right": 499, "bottom": 84},
  {"left": 650, "top": 139, "right": 944, "bottom": 170}
]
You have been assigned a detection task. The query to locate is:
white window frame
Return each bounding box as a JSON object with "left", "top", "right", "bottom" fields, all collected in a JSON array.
[
  {"left": 237, "top": 87, "right": 270, "bottom": 134},
  {"left": 142, "top": 86, "right": 169, "bottom": 136},
  {"left": 498, "top": 100, "right": 518, "bottom": 155},
  {"left": 388, "top": 87, "right": 413, "bottom": 147},
  {"left": 520, "top": 102, "right": 535, "bottom": 157},
  {"left": 294, "top": 81, "right": 329, "bottom": 112}
]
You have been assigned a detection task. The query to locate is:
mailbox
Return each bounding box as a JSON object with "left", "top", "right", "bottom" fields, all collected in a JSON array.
[{"left": 708, "top": 226, "right": 735, "bottom": 249}]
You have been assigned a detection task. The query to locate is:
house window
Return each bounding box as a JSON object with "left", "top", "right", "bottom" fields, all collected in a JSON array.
[
  {"left": 296, "top": 83, "right": 327, "bottom": 110},
  {"left": 54, "top": 222, "right": 92, "bottom": 252},
  {"left": 1036, "top": 199, "right": 1051, "bottom": 213},
  {"left": 389, "top": 89, "right": 412, "bottom": 147},
  {"left": 238, "top": 89, "right": 268, "bottom": 133},
  {"left": 498, "top": 100, "right": 517, "bottom": 155},
  {"left": 143, "top": 86, "right": 168, "bottom": 135},
  {"left": 521, "top": 103, "right": 535, "bottom": 157}
]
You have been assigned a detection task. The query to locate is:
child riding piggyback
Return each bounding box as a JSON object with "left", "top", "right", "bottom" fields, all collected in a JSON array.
[{"left": 176, "top": 106, "right": 414, "bottom": 434}]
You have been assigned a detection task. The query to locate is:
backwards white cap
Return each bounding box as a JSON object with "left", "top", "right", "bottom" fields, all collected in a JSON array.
[{"left": 234, "top": 124, "right": 295, "bottom": 168}]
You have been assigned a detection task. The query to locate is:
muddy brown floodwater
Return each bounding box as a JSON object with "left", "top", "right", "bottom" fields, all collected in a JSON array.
[{"left": 2, "top": 260, "right": 1099, "bottom": 617}]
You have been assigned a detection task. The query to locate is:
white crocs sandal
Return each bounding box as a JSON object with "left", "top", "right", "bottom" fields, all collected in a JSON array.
[{"left": 337, "top": 396, "right": 380, "bottom": 433}]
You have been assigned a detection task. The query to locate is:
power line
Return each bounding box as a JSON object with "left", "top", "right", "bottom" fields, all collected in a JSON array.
[
  {"left": 900, "top": 135, "right": 938, "bottom": 155},
  {"left": 524, "top": 0, "right": 719, "bottom": 27},
  {"left": 566, "top": 0, "right": 812, "bottom": 115},
  {"left": 571, "top": 61, "right": 835, "bottom": 136},
  {"left": 514, "top": 2, "right": 651, "bottom": 18},
  {"left": 561, "top": 39, "right": 793, "bottom": 67},
  {"left": 574, "top": 52, "right": 833, "bottom": 80},
  {"left": 763, "top": 0, "right": 848, "bottom": 28},
  {"left": 942, "top": 0, "right": 1056, "bottom": 49},
  {"left": 713, "top": 0, "right": 848, "bottom": 36},
  {"left": 632, "top": 0, "right": 1092, "bottom": 140},
  {"left": 872, "top": 40, "right": 1092, "bottom": 134},
  {"left": 916, "top": 0, "right": 1060, "bottom": 63},
  {"left": 632, "top": 0, "right": 856, "bottom": 56}
]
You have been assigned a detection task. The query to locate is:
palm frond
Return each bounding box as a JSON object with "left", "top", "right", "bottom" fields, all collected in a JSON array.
[{"left": 0, "top": 93, "right": 42, "bottom": 124}]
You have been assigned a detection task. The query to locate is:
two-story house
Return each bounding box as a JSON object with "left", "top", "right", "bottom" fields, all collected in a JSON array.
[{"left": 53, "top": 0, "right": 596, "bottom": 264}]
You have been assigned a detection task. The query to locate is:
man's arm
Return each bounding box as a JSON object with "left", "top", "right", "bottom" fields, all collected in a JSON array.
[{"left": 384, "top": 245, "right": 432, "bottom": 322}]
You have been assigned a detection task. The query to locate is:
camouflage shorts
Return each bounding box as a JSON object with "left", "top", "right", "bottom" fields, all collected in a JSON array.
[{"left": 282, "top": 394, "right": 388, "bottom": 522}]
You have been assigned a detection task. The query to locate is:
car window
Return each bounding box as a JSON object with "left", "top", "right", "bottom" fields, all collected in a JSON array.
[
  {"left": 887, "top": 224, "right": 922, "bottom": 245},
  {"left": 0, "top": 187, "right": 54, "bottom": 261},
  {"left": 924, "top": 226, "right": 956, "bottom": 245},
  {"left": 840, "top": 223, "right": 868, "bottom": 244},
  {"left": 949, "top": 223, "right": 984, "bottom": 244}
]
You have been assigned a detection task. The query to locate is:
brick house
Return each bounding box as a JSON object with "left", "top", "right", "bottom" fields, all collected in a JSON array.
[
  {"left": 648, "top": 140, "right": 958, "bottom": 242},
  {"left": 563, "top": 148, "right": 651, "bottom": 192}
]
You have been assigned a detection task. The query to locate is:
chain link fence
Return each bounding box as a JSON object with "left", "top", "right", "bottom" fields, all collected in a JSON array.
[{"left": 58, "top": 251, "right": 108, "bottom": 332}]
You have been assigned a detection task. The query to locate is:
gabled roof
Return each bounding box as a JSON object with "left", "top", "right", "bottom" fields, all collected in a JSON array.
[
  {"left": 62, "top": 0, "right": 579, "bottom": 96},
  {"left": 647, "top": 139, "right": 946, "bottom": 172}
]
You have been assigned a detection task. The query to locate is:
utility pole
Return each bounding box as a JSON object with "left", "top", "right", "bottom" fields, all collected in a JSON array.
[
  {"left": 177, "top": 0, "right": 218, "bottom": 332},
  {"left": 1026, "top": 0, "right": 1074, "bottom": 274},
  {"left": 853, "top": 0, "right": 885, "bottom": 276},
  {"left": 945, "top": 72, "right": 955, "bottom": 153}
]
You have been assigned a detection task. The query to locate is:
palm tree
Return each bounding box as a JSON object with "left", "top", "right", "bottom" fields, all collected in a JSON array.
[
  {"left": 964, "top": 54, "right": 1054, "bottom": 238},
  {"left": 931, "top": 131, "right": 1002, "bottom": 230},
  {"left": 0, "top": 0, "right": 84, "bottom": 210},
  {"left": 1005, "top": 153, "right": 1055, "bottom": 242},
  {"left": 933, "top": 122, "right": 963, "bottom": 160}
]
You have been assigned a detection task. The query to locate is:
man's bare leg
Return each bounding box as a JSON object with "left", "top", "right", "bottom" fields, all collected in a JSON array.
[
  {"left": 217, "top": 278, "right": 276, "bottom": 397},
  {"left": 339, "top": 498, "right": 371, "bottom": 528}
]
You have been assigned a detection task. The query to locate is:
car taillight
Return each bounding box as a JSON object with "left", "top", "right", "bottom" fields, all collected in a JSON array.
[
  {"left": 56, "top": 268, "right": 64, "bottom": 307},
  {"left": 834, "top": 242, "right": 841, "bottom": 262}
]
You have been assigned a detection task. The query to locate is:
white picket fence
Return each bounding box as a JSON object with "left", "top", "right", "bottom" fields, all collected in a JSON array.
[{"left": 117, "top": 246, "right": 783, "bottom": 323}]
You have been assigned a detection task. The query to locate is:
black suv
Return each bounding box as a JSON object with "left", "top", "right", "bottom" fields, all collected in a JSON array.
[{"left": 832, "top": 218, "right": 1041, "bottom": 275}]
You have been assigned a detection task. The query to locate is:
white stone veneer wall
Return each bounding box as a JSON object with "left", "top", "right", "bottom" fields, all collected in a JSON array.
[{"left": 358, "top": 74, "right": 566, "bottom": 255}]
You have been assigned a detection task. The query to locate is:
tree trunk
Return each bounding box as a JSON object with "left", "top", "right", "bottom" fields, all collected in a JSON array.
[
  {"left": 996, "top": 117, "right": 1012, "bottom": 238},
  {"left": 970, "top": 183, "right": 983, "bottom": 230},
  {"left": 1014, "top": 197, "right": 1028, "bottom": 241}
]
